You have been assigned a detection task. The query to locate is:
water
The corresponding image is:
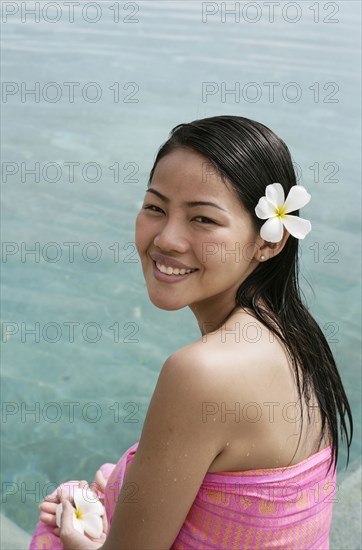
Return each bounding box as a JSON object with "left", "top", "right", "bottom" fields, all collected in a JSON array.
[{"left": 1, "top": 1, "right": 360, "bottom": 534}]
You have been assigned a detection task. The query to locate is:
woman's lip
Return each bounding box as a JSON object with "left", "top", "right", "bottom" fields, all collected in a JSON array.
[{"left": 151, "top": 259, "right": 198, "bottom": 283}]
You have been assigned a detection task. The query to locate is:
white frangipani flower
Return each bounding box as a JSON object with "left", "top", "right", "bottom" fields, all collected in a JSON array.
[
  {"left": 56, "top": 487, "right": 104, "bottom": 539},
  {"left": 255, "top": 183, "right": 312, "bottom": 243}
]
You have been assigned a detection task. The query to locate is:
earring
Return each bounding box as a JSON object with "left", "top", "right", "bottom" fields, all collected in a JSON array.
[{"left": 260, "top": 255, "right": 265, "bottom": 261}]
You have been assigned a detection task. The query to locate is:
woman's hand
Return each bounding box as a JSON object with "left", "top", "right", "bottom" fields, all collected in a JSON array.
[
  {"left": 39, "top": 479, "right": 108, "bottom": 540},
  {"left": 59, "top": 499, "right": 106, "bottom": 550},
  {"left": 39, "top": 480, "right": 81, "bottom": 529}
]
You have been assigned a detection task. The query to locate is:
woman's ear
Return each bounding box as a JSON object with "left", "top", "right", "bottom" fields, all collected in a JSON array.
[{"left": 256, "top": 227, "right": 290, "bottom": 262}]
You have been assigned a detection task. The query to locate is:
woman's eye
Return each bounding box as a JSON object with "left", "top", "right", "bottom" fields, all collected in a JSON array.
[
  {"left": 193, "top": 216, "right": 215, "bottom": 224},
  {"left": 143, "top": 205, "right": 163, "bottom": 213}
]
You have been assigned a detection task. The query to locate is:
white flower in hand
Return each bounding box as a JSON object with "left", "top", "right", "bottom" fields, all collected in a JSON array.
[
  {"left": 255, "top": 183, "right": 312, "bottom": 243},
  {"left": 56, "top": 487, "right": 104, "bottom": 539}
]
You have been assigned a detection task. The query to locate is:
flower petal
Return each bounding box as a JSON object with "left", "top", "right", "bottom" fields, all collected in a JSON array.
[
  {"left": 255, "top": 197, "right": 276, "bottom": 219},
  {"left": 73, "top": 488, "right": 86, "bottom": 510},
  {"left": 73, "top": 517, "right": 84, "bottom": 535},
  {"left": 265, "top": 183, "right": 285, "bottom": 208},
  {"left": 260, "top": 217, "right": 284, "bottom": 243},
  {"left": 283, "top": 185, "right": 311, "bottom": 213},
  {"left": 55, "top": 502, "right": 84, "bottom": 535},
  {"left": 282, "top": 215, "right": 312, "bottom": 239},
  {"left": 81, "top": 513, "right": 103, "bottom": 539},
  {"left": 75, "top": 488, "right": 104, "bottom": 516},
  {"left": 84, "top": 497, "right": 104, "bottom": 517}
]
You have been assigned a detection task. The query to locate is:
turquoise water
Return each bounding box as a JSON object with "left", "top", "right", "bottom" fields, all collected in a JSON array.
[{"left": 1, "top": 1, "right": 360, "bottom": 534}]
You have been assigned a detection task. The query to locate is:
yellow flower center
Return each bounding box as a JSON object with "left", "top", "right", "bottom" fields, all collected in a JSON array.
[
  {"left": 274, "top": 205, "right": 287, "bottom": 219},
  {"left": 75, "top": 508, "right": 83, "bottom": 520}
]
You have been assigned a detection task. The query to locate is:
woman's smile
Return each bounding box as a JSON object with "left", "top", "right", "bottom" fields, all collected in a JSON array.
[{"left": 151, "top": 258, "right": 200, "bottom": 283}]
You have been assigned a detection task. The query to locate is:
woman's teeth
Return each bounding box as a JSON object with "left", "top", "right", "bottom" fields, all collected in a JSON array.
[{"left": 156, "top": 262, "right": 196, "bottom": 276}]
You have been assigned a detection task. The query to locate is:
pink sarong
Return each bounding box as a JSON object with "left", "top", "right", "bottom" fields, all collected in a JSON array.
[{"left": 29, "top": 442, "right": 336, "bottom": 549}]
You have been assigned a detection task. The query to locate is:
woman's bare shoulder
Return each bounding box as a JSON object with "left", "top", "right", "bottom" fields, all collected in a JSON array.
[
  {"left": 167, "top": 308, "right": 289, "bottom": 388},
  {"left": 194, "top": 309, "right": 286, "bottom": 364}
]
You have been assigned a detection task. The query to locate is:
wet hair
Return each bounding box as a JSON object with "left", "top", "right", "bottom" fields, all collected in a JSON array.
[{"left": 147, "top": 115, "right": 353, "bottom": 476}]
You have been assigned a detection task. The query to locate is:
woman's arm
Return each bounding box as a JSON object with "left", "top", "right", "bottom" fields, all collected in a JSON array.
[{"left": 101, "top": 348, "right": 227, "bottom": 550}]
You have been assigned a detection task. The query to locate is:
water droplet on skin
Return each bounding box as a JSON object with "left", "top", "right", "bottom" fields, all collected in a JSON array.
[
  {"left": 142, "top": 518, "right": 145, "bottom": 522},
  {"left": 184, "top": 454, "right": 188, "bottom": 457},
  {"left": 174, "top": 478, "right": 177, "bottom": 482},
  {"left": 226, "top": 442, "right": 230, "bottom": 446},
  {"left": 246, "top": 452, "right": 250, "bottom": 457},
  {"left": 213, "top": 418, "right": 216, "bottom": 421}
]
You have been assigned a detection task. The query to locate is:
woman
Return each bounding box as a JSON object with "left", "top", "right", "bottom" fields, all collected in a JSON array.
[{"left": 30, "top": 115, "right": 353, "bottom": 549}]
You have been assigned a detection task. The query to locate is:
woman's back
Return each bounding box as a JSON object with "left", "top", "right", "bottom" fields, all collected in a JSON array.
[{"left": 186, "top": 307, "right": 332, "bottom": 474}]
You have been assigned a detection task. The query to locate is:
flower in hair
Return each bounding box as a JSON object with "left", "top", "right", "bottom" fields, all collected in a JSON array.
[{"left": 255, "top": 183, "right": 312, "bottom": 243}]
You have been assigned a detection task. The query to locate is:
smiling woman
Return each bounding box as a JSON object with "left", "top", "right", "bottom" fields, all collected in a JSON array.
[
  {"left": 29, "top": 116, "right": 353, "bottom": 550},
  {"left": 135, "top": 146, "right": 262, "bottom": 323}
]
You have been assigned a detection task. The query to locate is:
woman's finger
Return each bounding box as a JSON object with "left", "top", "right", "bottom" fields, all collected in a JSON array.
[
  {"left": 39, "top": 511, "right": 57, "bottom": 526},
  {"left": 39, "top": 501, "right": 57, "bottom": 514},
  {"left": 59, "top": 499, "right": 76, "bottom": 538},
  {"left": 94, "top": 469, "right": 107, "bottom": 493},
  {"left": 79, "top": 479, "right": 88, "bottom": 487},
  {"left": 101, "top": 508, "right": 108, "bottom": 535},
  {"left": 44, "top": 493, "right": 59, "bottom": 503}
]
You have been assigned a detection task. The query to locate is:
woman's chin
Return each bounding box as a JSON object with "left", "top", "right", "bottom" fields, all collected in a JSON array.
[{"left": 148, "top": 293, "right": 187, "bottom": 311}]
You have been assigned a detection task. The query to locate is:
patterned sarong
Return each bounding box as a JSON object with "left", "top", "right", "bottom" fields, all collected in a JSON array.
[{"left": 30, "top": 442, "right": 336, "bottom": 549}]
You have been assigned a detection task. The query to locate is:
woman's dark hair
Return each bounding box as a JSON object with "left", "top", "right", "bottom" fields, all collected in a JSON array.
[{"left": 147, "top": 115, "right": 353, "bottom": 476}]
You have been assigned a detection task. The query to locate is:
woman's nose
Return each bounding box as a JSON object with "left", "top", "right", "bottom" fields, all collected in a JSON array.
[{"left": 153, "top": 219, "right": 188, "bottom": 252}]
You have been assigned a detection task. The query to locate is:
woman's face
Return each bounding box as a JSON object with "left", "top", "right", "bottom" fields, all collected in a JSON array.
[{"left": 135, "top": 147, "right": 261, "bottom": 329}]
